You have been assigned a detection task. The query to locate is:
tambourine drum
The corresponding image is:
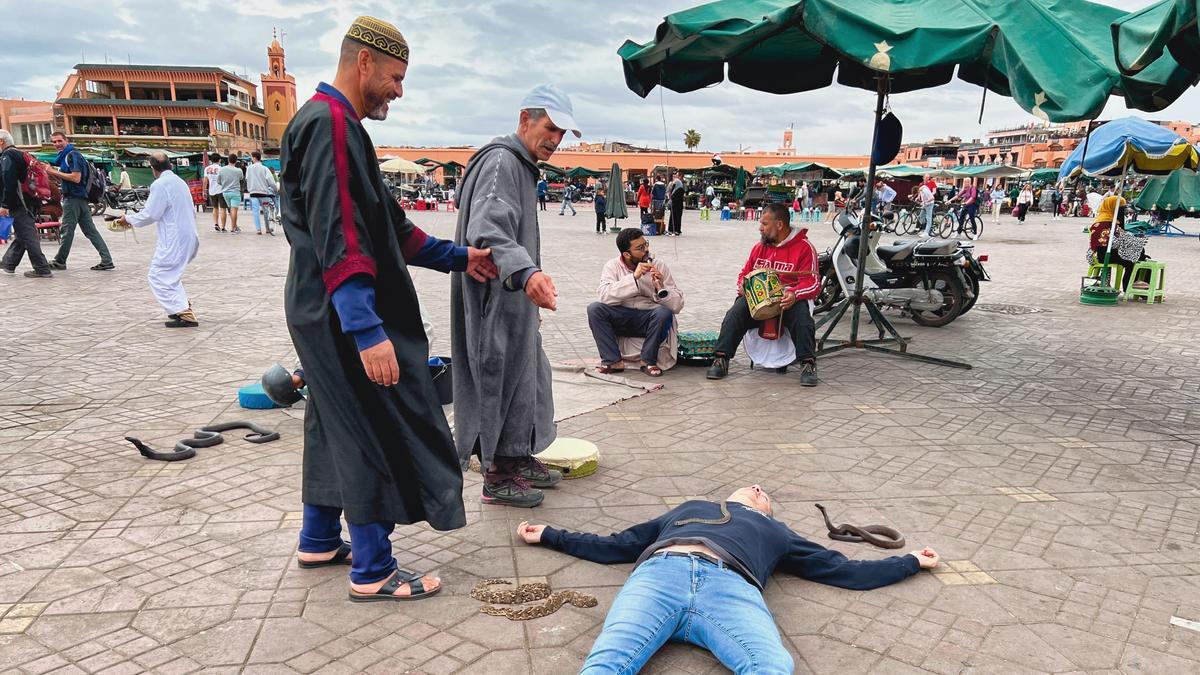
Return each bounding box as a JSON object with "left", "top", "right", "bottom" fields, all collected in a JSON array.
[
  {"left": 742, "top": 268, "right": 785, "bottom": 320},
  {"left": 534, "top": 438, "right": 599, "bottom": 479},
  {"left": 677, "top": 330, "right": 719, "bottom": 365}
]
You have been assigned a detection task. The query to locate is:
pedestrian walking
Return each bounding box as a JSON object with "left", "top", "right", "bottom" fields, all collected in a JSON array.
[
  {"left": 637, "top": 178, "right": 651, "bottom": 220},
  {"left": 537, "top": 175, "right": 548, "bottom": 211},
  {"left": 245, "top": 151, "right": 277, "bottom": 235},
  {"left": 452, "top": 84, "right": 582, "bottom": 509},
  {"left": 990, "top": 184, "right": 1005, "bottom": 223},
  {"left": 113, "top": 152, "right": 200, "bottom": 327},
  {"left": 559, "top": 181, "right": 577, "bottom": 216},
  {"left": 1050, "top": 184, "right": 1063, "bottom": 221},
  {"left": 666, "top": 171, "right": 684, "bottom": 236},
  {"left": 0, "top": 129, "right": 53, "bottom": 277},
  {"left": 595, "top": 188, "right": 607, "bottom": 234},
  {"left": 218, "top": 153, "right": 244, "bottom": 233},
  {"left": 46, "top": 132, "right": 114, "bottom": 271},
  {"left": 1016, "top": 183, "right": 1034, "bottom": 223},
  {"left": 282, "top": 15, "right": 497, "bottom": 602},
  {"left": 203, "top": 153, "right": 227, "bottom": 231}
]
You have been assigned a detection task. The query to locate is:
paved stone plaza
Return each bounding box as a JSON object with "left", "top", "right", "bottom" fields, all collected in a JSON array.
[{"left": 1, "top": 206, "right": 1199, "bottom": 674}]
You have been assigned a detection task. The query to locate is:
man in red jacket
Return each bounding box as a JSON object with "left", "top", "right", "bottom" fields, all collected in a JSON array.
[{"left": 707, "top": 203, "right": 821, "bottom": 386}]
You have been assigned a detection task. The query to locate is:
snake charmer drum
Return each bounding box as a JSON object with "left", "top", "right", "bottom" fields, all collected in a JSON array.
[
  {"left": 742, "top": 268, "right": 785, "bottom": 320},
  {"left": 534, "top": 438, "right": 600, "bottom": 479}
]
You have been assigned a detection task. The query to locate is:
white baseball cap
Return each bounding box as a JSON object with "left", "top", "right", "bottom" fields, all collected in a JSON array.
[{"left": 519, "top": 84, "right": 582, "bottom": 138}]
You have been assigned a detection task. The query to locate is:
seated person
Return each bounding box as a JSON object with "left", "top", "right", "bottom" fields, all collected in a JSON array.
[
  {"left": 706, "top": 203, "right": 821, "bottom": 386},
  {"left": 517, "top": 485, "right": 939, "bottom": 674},
  {"left": 587, "top": 228, "right": 684, "bottom": 377}
]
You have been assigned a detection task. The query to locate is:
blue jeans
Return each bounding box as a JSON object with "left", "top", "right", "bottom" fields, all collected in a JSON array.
[
  {"left": 249, "top": 195, "right": 275, "bottom": 233},
  {"left": 581, "top": 554, "right": 793, "bottom": 674},
  {"left": 920, "top": 203, "right": 935, "bottom": 236},
  {"left": 298, "top": 504, "right": 396, "bottom": 584}
]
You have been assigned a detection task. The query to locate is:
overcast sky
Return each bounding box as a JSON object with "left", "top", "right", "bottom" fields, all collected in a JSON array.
[{"left": 2, "top": 0, "right": 1195, "bottom": 154}]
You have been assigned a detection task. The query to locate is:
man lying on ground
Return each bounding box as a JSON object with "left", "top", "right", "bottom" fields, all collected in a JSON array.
[{"left": 517, "top": 485, "right": 938, "bottom": 674}]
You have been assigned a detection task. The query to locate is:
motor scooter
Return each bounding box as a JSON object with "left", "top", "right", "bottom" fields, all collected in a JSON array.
[{"left": 820, "top": 209, "right": 969, "bottom": 327}]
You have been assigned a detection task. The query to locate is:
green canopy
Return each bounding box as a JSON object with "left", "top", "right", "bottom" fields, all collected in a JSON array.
[
  {"left": 538, "top": 162, "right": 567, "bottom": 178},
  {"left": 734, "top": 166, "right": 747, "bottom": 200},
  {"left": 618, "top": 0, "right": 1200, "bottom": 122},
  {"left": 757, "top": 161, "right": 842, "bottom": 180},
  {"left": 946, "top": 164, "right": 1027, "bottom": 178},
  {"left": 564, "top": 166, "right": 606, "bottom": 180},
  {"left": 1023, "top": 167, "right": 1063, "bottom": 183},
  {"left": 122, "top": 146, "right": 200, "bottom": 159},
  {"left": 1134, "top": 169, "right": 1200, "bottom": 215},
  {"left": 1112, "top": 0, "right": 1200, "bottom": 76},
  {"left": 415, "top": 158, "right": 464, "bottom": 174}
]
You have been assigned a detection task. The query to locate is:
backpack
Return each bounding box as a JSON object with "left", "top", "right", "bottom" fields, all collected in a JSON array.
[
  {"left": 82, "top": 158, "right": 106, "bottom": 204},
  {"left": 19, "top": 151, "right": 51, "bottom": 201}
]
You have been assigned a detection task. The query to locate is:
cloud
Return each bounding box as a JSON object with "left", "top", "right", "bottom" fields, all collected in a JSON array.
[{"left": 2, "top": 0, "right": 1195, "bottom": 154}]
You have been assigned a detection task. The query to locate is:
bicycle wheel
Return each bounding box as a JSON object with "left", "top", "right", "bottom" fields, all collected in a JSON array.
[
  {"left": 936, "top": 214, "right": 954, "bottom": 238},
  {"left": 963, "top": 214, "right": 983, "bottom": 240}
]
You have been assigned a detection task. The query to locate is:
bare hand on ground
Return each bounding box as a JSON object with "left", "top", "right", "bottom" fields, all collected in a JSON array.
[
  {"left": 360, "top": 339, "right": 399, "bottom": 386},
  {"left": 910, "top": 548, "right": 940, "bottom": 569},
  {"left": 526, "top": 271, "right": 557, "bottom": 311},
  {"left": 465, "top": 247, "right": 499, "bottom": 282},
  {"left": 517, "top": 521, "right": 545, "bottom": 544}
]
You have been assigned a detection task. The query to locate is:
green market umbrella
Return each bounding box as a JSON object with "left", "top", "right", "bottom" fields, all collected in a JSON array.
[
  {"left": 605, "top": 162, "right": 629, "bottom": 221},
  {"left": 734, "top": 166, "right": 747, "bottom": 200},
  {"left": 619, "top": 0, "right": 1199, "bottom": 122},
  {"left": 1112, "top": 0, "right": 1200, "bottom": 76},
  {"left": 619, "top": 0, "right": 1200, "bottom": 369},
  {"left": 1134, "top": 169, "right": 1200, "bottom": 217},
  {"left": 947, "top": 164, "right": 1027, "bottom": 179}
]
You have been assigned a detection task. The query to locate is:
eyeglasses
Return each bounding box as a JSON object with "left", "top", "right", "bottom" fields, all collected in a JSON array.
[{"left": 631, "top": 243, "right": 649, "bottom": 251}]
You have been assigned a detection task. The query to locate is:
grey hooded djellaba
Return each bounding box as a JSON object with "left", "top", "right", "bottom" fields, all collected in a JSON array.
[{"left": 450, "top": 134, "right": 556, "bottom": 471}]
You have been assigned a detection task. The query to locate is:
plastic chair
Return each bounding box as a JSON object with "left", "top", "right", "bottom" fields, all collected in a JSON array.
[
  {"left": 1085, "top": 262, "right": 1124, "bottom": 291},
  {"left": 1126, "top": 260, "right": 1166, "bottom": 304}
]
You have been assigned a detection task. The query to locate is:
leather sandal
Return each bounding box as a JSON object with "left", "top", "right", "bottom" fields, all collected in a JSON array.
[
  {"left": 297, "top": 542, "right": 352, "bottom": 568},
  {"left": 596, "top": 364, "right": 625, "bottom": 374},
  {"left": 348, "top": 569, "right": 440, "bottom": 602},
  {"left": 640, "top": 365, "right": 663, "bottom": 377}
]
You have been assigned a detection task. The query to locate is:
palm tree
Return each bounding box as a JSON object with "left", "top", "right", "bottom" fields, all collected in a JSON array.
[{"left": 683, "top": 129, "right": 701, "bottom": 151}]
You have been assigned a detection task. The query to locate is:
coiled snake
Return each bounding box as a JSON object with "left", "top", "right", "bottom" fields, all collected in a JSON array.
[
  {"left": 470, "top": 579, "right": 598, "bottom": 621},
  {"left": 815, "top": 504, "right": 906, "bottom": 549},
  {"left": 125, "top": 421, "right": 281, "bottom": 461}
]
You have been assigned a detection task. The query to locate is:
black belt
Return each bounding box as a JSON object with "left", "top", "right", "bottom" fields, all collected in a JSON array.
[{"left": 655, "top": 550, "right": 725, "bottom": 568}]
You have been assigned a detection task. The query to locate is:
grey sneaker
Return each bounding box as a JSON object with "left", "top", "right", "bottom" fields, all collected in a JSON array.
[
  {"left": 514, "top": 456, "right": 562, "bottom": 488},
  {"left": 706, "top": 355, "right": 729, "bottom": 380},
  {"left": 799, "top": 360, "right": 818, "bottom": 387},
  {"left": 481, "top": 475, "right": 544, "bottom": 508}
]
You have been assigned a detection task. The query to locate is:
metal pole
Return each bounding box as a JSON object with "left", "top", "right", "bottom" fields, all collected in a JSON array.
[{"left": 849, "top": 77, "right": 887, "bottom": 343}]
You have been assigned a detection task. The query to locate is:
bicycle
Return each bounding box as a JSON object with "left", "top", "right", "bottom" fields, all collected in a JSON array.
[
  {"left": 259, "top": 196, "right": 278, "bottom": 235},
  {"left": 942, "top": 206, "right": 983, "bottom": 240}
]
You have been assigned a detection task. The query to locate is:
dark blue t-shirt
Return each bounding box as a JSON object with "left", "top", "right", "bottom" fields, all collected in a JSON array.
[{"left": 57, "top": 146, "right": 89, "bottom": 200}]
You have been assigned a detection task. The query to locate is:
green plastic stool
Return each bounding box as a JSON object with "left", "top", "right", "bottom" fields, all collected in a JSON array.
[
  {"left": 1126, "top": 260, "right": 1166, "bottom": 304},
  {"left": 1085, "top": 262, "right": 1124, "bottom": 293}
]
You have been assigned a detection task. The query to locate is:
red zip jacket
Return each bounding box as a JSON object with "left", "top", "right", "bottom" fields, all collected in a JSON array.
[{"left": 736, "top": 227, "right": 821, "bottom": 300}]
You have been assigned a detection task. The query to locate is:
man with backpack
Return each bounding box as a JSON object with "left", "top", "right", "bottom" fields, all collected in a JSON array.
[
  {"left": 0, "top": 129, "right": 53, "bottom": 277},
  {"left": 45, "top": 132, "right": 114, "bottom": 271}
]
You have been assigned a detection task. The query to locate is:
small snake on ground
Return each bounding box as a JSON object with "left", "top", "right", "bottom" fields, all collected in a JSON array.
[
  {"left": 125, "top": 421, "right": 281, "bottom": 461},
  {"left": 470, "top": 579, "right": 598, "bottom": 621},
  {"left": 815, "top": 504, "right": 906, "bottom": 549}
]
